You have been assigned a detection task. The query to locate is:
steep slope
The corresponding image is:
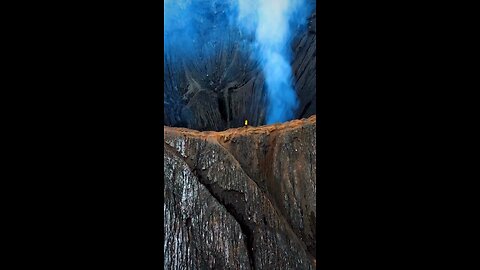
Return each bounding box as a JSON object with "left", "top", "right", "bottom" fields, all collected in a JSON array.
[
  {"left": 164, "top": 4, "right": 316, "bottom": 131},
  {"left": 164, "top": 115, "right": 316, "bottom": 269}
]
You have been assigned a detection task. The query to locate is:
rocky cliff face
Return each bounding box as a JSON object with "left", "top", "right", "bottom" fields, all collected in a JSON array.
[
  {"left": 164, "top": 116, "right": 316, "bottom": 269},
  {"left": 164, "top": 4, "right": 316, "bottom": 131}
]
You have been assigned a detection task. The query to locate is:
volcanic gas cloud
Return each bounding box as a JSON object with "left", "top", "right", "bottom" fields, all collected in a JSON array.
[{"left": 164, "top": 0, "right": 314, "bottom": 126}]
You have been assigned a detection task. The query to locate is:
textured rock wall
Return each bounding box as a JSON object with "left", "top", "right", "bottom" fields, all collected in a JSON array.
[
  {"left": 164, "top": 4, "right": 316, "bottom": 131},
  {"left": 164, "top": 116, "right": 316, "bottom": 269}
]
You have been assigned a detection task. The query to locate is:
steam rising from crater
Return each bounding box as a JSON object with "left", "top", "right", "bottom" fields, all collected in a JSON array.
[
  {"left": 236, "top": 0, "right": 310, "bottom": 124},
  {"left": 164, "top": 0, "right": 313, "bottom": 125}
]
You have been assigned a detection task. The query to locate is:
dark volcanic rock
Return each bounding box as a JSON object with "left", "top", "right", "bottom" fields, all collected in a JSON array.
[
  {"left": 164, "top": 4, "right": 316, "bottom": 131},
  {"left": 164, "top": 146, "right": 251, "bottom": 269},
  {"left": 164, "top": 116, "right": 316, "bottom": 269},
  {"left": 293, "top": 12, "right": 316, "bottom": 120}
]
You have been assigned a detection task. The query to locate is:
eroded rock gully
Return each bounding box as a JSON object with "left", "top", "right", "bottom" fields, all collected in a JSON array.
[
  {"left": 164, "top": 115, "right": 316, "bottom": 269},
  {"left": 164, "top": 9, "right": 316, "bottom": 131}
]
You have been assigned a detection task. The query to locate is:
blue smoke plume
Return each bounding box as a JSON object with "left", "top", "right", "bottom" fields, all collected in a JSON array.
[
  {"left": 235, "top": 0, "right": 311, "bottom": 124},
  {"left": 164, "top": 0, "right": 313, "bottom": 125}
]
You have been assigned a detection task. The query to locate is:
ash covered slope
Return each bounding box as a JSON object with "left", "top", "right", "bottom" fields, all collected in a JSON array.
[
  {"left": 164, "top": 116, "right": 316, "bottom": 269},
  {"left": 164, "top": 2, "right": 316, "bottom": 131}
]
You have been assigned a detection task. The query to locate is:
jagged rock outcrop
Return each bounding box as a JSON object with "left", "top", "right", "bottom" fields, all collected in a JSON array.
[
  {"left": 164, "top": 115, "right": 316, "bottom": 269},
  {"left": 164, "top": 2, "right": 316, "bottom": 131}
]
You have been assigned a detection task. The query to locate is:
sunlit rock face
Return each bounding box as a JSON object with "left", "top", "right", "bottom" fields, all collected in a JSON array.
[
  {"left": 164, "top": 0, "right": 316, "bottom": 131},
  {"left": 164, "top": 116, "right": 316, "bottom": 269}
]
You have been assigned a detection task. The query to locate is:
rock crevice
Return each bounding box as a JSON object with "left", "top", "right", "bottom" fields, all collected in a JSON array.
[{"left": 164, "top": 115, "right": 316, "bottom": 269}]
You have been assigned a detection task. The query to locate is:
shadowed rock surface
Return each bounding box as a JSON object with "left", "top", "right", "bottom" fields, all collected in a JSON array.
[
  {"left": 164, "top": 116, "right": 316, "bottom": 269},
  {"left": 164, "top": 4, "right": 316, "bottom": 131}
]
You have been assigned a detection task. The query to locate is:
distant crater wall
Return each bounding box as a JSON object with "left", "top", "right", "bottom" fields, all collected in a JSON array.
[{"left": 164, "top": 3, "right": 316, "bottom": 131}]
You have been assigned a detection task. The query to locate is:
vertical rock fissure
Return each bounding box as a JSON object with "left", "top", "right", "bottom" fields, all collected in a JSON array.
[
  {"left": 215, "top": 130, "right": 315, "bottom": 263},
  {"left": 198, "top": 180, "right": 256, "bottom": 270},
  {"left": 194, "top": 144, "right": 256, "bottom": 269},
  {"left": 165, "top": 143, "right": 256, "bottom": 269},
  {"left": 164, "top": 116, "right": 316, "bottom": 269}
]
